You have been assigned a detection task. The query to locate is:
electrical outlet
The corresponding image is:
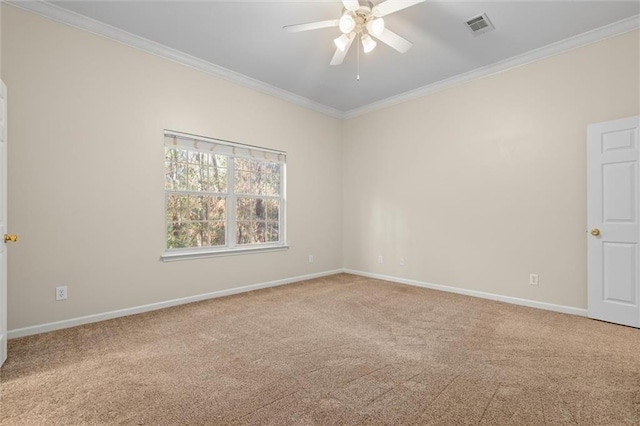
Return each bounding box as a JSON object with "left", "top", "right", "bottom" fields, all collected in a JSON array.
[
  {"left": 377, "top": 255, "right": 384, "bottom": 264},
  {"left": 308, "top": 255, "right": 314, "bottom": 263},
  {"left": 400, "top": 258, "right": 406, "bottom": 266},
  {"left": 529, "top": 274, "right": 539, "bottom": 286},
  {"left": 56, "top": 286, "right": 68, "bottom": 301}
]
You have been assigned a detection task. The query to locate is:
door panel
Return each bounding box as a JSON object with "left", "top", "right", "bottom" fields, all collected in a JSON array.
[
  {"left": 603, "top": 242, "right": 636, "bottom": 304},
  {"left": 588, "top": 116, "right": 640, "bottom": 328},
  {"left": 602, "top": 128, "right": 635, "bottom": 152},
  {"left": 602, "top": 161, "right": 635, "bottom": 222}
]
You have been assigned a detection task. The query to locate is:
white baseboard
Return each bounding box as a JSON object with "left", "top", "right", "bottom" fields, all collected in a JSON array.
[
  {"left": 344, "top": 269, "right": 588, "bottom": 317},
  {"left": 7, "top": 269, "right": 343, "bottom": 339},
  {"left": 8, "top": 268, "right": 587, "bottom": 339}
]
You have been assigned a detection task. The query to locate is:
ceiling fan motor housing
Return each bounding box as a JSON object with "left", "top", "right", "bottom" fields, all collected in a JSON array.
[{"left": 342, "top": 1, "right": 375, "bottom": 35}]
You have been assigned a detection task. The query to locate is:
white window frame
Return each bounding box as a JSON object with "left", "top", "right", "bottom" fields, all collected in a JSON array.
[{"left": 161, "top": 130, "right": 288, "bottom": 262}]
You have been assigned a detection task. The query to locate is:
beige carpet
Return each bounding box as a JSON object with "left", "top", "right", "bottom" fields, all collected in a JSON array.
[{"left": 1, "top": 273, "right": 639, "bottom": 425}]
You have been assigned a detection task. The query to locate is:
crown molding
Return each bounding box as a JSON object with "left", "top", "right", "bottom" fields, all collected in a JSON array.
[
  {"left": 5, "top": 2, "right": 639, "bottom": 121},
  {"left": 343, "top": 14, "right": 640, "bottom": 119},
  {"left": 6, "top": 1, "right": 344, "bottom": 120}
]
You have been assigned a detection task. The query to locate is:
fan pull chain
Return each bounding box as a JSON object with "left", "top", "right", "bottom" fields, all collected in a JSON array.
[{"left": 356, "top": 35, "right": 360, "bottom": 81}]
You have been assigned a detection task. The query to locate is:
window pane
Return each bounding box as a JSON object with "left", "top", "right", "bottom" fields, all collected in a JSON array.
[
  {"left": 234, "top": 170, "right": 251, "bottom": 194},
  {"left": 167, "top": 222, "right": 189, "bottom": 249},
  {"left": 237, "top": 197, "right": 253, "bottom": 220},
  {"left": 167, "top": 221, "right": 226, "bottom": 249},
  {"left": 165, "top": 147, "right": 187, "bottom": 163},
  {"left": 237, "top": 198, "right": 269, "bottom": 222},
  {"left": 188, "top": 222, "right": 205, "bottom": 247},
  {"left": 234, "top": 158, "right": 252, "bottom": 171},
  {"left": 266, "top": 199, "right": 279, "bottom": 221},
  {"left": 188, "top": 151, "right": 208, "bottom": 165},
  {"left": 237, "top": 221, "right": 268, "bottom": 244},
  {"left": 267, "top": 162, "right": 280, "bottom": 174},
  {"left": 165, "top": 162, "right": 175, "bottom": 189},
  {"left": 190, "top": 222, "right": 225, "bottom": 247},
  {"left": 251, "top": 169, "right": 265, "bottom": 194},
  {"left": 165, "top": 162, "right": 188, "bottom": 190},
  {"left": 166, "top": 194, "right": 188, "bottom": 222},
  {"left": 267, "top": 222, "right": 279, "bottom": 242},
  {"left": 254, "top": 221, "right": 267, "bottom": 243},
  {"left": 250, "top": 160, "right": 260, "bottom": 172},
  {"left": 200, "top": 153, "right": 212, "bottom": 166},
  {"left": 188, "top": 196, "right": 226, "bottom": 221},
  {"left": 264, "top": 173, "right": 280, "bottom": 196},
  {"left": 237, "top": 221, "right": 253, "bottom": 245},
  {"left": 254, "top": 198, "right": 266, "bottom": 220},
  {"left": 211, "top": 197, "right": 226, "bottom": 221},
  {"left": 210, "top": 221, "right": 226, "bottom": 246},
  {"left": 175, "top": 164, "right": 188, "bottom": 190},
  {"left": 189, "top": 196, "right": 203, "bottom": 221},
  {"left": 208, "top": 167, "right": 227, "bottom": 193},
  {"left": 187, "top": 164, "right": 206, "bottom": 191},
  {"left": 213, "top": 155, "right": 227, "bottom": 168}
]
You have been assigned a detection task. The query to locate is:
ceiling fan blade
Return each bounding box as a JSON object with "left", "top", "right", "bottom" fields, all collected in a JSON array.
[
  {"left": 372, "top": 0, "right": 425, "bottom": 17},
  {"left": 371, "top": 28, "right": 413, "bottom": 53},
  {"left": 330, "top": 34, "right": 355, "bottom": 66},
  {"left": 283, "top": 19, "right": 339, "bottom": 33},
  {"left": 342, "top": 0, "right": 361, "bottom": 11}
]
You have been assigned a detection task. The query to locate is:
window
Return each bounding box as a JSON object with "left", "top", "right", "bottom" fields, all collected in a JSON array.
[{"left": 162, "top": 131, "right": 287, "bottom": 260}]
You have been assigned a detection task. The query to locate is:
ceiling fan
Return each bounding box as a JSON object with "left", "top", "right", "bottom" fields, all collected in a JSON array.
[{"left": 283, "top": 0, "right": 425, "bottom": 66}]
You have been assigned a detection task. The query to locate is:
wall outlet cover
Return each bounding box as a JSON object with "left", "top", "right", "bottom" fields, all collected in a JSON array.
[{"left": 56, "top": 286, "right": 68, "bottom": 301}]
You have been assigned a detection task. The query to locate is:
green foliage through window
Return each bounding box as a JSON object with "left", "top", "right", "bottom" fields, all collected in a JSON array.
[{"left": 165, "top": 143, "right": 284, "bottom": 252}]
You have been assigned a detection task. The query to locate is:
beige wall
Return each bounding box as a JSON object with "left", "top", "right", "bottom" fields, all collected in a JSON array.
[
  {"left": 3, "top": 6, "right": 343, "bottom": 330},
  {"left": 343, "top": 30, "right": 640, "bottom": 310}
]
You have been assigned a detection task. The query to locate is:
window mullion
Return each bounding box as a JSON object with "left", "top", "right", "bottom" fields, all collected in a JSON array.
[{"left": 227, "top": 157, "right": 236, "bottom": 249}]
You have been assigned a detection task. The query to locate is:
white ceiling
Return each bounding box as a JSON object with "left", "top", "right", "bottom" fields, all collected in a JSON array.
[{"left": 42, "top": 1, "right": 640, "bottom": 114}]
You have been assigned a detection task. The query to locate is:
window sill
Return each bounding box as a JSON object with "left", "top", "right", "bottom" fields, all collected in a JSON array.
[{"left": 160, "top": 245, "right": 290, "bottom": 262}]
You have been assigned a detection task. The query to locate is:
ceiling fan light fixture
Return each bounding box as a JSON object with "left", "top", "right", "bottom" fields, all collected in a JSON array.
[
  {"left": 339, "top": 14, "right": 356, "bottom": 33},
  {"left": 334, "top": 33, "right": 352, "bottom": 51},
  {"left": 361, "top": 34, "right": 377, "bottom": 53},
  {"left": 284, "top": 0, "right": 424, "bottom": 66},
  {"left": 367, "top": 18, "right": 385, "bottom": 37}
]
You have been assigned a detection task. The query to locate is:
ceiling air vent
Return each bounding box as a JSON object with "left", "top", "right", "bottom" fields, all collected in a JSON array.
[{"left": 465, "top": 13, "right": 494, "bottom": 36}]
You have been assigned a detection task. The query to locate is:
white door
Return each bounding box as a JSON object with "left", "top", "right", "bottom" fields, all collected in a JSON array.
[
  {"left": 0, "top": 81, "right": 7, "bottom": 366},
  {"left": 587, "top": 116, "right": 640, "bottom": 328}
]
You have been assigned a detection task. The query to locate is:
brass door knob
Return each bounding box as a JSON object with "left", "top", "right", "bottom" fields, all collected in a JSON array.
[
  {"left": 4, "top": 234, "right": 17, "bottom": 243},
  {"left": 590, "top": 228, "right": 601, "bottom": 237}
]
